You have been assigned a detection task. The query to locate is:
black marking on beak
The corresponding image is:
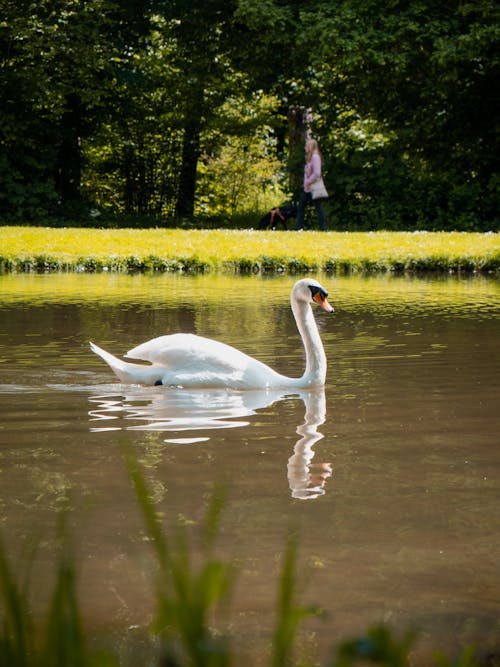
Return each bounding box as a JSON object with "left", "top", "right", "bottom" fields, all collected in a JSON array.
[
  {"left": 309, "top": 284, "right": 334, "bottom": 312},
  {"left": 309, "top": 285, "right": 328, "bottom": 300}
]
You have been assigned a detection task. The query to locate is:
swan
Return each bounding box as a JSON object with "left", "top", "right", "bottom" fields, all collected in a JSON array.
[{"left": 90, "top": 278, "right": 333, "bottom": 389}]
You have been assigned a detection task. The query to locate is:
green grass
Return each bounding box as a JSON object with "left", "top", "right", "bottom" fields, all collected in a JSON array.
[
  {"left": 0, "top": 227, "right": 498, "bottom": 274},
  {"left": 0, "top": 451, "right": 485, "bottom": 666}
]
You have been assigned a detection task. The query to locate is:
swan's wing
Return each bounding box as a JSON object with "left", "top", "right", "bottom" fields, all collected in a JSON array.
[{"left": 125, "top": 333, "right": 257, "bottom": 374}]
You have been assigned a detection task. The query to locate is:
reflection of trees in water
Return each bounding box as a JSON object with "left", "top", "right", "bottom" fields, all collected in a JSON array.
[{"left": 89, "top": 387, "right": 332, "bottom": 500}]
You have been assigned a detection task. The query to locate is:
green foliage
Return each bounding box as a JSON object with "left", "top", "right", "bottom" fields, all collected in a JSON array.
[
  {"left": 0, "top": 466, "right": 486, "bottom": 667},
  {"left": 42, "top": 531, "right": 87, "bottom": 667},
  {"left": 0, "top": 515, "right": 118, "bottom": 667},
  {"left": 0, "top": 0, "right": 499, "bottom": 228},
  {"left": 272, "top": 534, "right": 319, "bottom": 667},
  {"left": 334, "top": 626, "right": 417, "bottom": 667},
  {"left": 124, "top": 448, "right": 234, "bottom": 666},
  {"left": 0, "top": 533, "right": 33, "bottom": 667},
  {"left": 196, "top": 93, "right": 287, "bottom": 219},
  {"left": 0, "top": 0, "right": 111, "bottom": 220},
  {"left": 298, "top": 0, "right": 500, "bottom": 230}
]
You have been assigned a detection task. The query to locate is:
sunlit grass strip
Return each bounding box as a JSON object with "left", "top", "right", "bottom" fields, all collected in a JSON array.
[{"left": 1, "top": 227, "right": 498, "bottom": 274}]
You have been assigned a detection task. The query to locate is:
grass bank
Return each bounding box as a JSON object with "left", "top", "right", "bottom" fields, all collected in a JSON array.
[{"left": 0, "top": 227, "right": 499, "bottom": 274}]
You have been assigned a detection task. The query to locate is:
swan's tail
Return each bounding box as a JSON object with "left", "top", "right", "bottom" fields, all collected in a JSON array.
[{"left": 90, "top": 342, "right": 163, "bottom": 385}]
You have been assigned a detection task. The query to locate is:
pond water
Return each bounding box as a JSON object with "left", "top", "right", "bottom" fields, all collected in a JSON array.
[{"left": 0, "top": 272, "right": 499, "bottom": 664}]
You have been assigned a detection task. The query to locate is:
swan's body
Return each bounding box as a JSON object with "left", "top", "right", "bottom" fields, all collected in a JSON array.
[{"left": 90, "top": 278, "right": 333, "bottom": 389}]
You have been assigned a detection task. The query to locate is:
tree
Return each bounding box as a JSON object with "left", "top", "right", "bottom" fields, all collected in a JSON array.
[
  {"left": 0, "top": 0, "right": 153, "bottom": 220},
  {"left": 196, "top": 91, "right": 286, "bottom": 219},
  {"left": 297, "top": 0, "right": 500, "bottom": 228},
  {"left": 2, "top": 0, "right": 497, "bottom": 228},
  {"left": 147, "top": 0, "right": 240, "bottom": 219}
]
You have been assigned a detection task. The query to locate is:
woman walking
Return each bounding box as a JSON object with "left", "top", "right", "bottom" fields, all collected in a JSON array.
[{"left": 295, "top": 138, "right": 327, "bottom": 231}]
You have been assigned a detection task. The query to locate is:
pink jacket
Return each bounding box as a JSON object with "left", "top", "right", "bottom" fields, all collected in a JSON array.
[{"left": 304, "top": 152, "right": 322, "bottom": 193}]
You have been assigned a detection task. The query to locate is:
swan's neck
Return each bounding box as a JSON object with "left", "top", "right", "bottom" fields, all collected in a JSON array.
[{"left": 292, "top": 298, "right": 327, "bottom": 387}]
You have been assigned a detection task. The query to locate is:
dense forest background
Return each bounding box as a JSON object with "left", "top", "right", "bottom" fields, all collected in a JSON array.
[{"left": 1, "top": 0, "right": 499, "bottom": 230}]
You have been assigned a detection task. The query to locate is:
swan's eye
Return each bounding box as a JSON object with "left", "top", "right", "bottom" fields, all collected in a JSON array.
[{"left": 309, "top": 285, "right": 328, "bottom": 300}]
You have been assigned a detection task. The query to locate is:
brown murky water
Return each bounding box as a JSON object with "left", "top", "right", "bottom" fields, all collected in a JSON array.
[{"left": 0, "top": 272, "right": 499, "bottom": 664}]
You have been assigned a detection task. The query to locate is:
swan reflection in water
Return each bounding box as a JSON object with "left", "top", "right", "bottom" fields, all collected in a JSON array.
[
  {"left": 287, "top": 389, "right": 332, "bottom": 500},
  {"left": 88, "top": 387, "right": 332, "bottom": 499}
]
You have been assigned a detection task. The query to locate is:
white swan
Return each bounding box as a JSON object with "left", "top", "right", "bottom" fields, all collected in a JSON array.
[{"left": 90, "top": 278, "right": 333, "bottom": 389}]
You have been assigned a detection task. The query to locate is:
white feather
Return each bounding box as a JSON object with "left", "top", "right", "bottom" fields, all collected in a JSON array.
[{"left": 90, "top": 278, "right": 333, "bottom": 389}]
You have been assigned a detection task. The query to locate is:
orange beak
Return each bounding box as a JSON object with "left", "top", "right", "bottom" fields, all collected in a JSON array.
[{"left": 313, "top": 292, "right": 334, "bottom": 313}]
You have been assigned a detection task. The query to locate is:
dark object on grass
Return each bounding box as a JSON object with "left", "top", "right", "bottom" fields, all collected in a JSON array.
[{"left": 258, "top": 203, "right": 297, "bottom": 230}]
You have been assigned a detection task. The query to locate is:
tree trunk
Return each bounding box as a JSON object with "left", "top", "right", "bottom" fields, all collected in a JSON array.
[
  {"left": 287, "top": 106, "right": 311, "bottom": 197},
  {"left": 175, "top": 87, "right": 204, "bottom": 219},
  {"left": 55, "top": 93, "right": 83, "bottom": 206}
]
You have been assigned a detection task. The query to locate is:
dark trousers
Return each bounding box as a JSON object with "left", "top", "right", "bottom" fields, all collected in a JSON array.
[{"left": 295, "top": 191, "right": 326, "bottom": 230}]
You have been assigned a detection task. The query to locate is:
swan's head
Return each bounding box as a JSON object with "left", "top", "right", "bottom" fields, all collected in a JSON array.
[{"left": 293, "top": 279, "right": 334, "bottom": 313}]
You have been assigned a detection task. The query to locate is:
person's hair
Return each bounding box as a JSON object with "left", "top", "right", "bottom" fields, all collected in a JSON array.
[{"left": 305, "top": 138, "right": 321, "bottom": 161}]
